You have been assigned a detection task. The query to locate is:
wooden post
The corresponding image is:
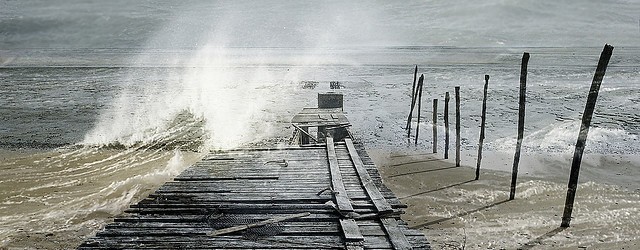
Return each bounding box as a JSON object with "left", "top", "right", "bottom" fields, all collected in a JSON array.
[
  {"left": 510, "top": 52, "right": 530, "bottom": 200},
  {"left": 561, "top": 44, "right": 614, "bottom": 227},
  {"left": 432, "top": 99, "right": 438, "bottom": 153},
  {"left": 444, "top": 92, "right": 450, "bottom": 159},
  {"left": 415, "top": 75, "right": 424, "bottom": 145},
  {"left": 406, "top": 66, "right": 419, "bottom": 134},
  {"left": 476, "top": 75, "right": 489, "bottom": 180},
  {"left": 455, "top": 87, "right": 461, "bottom": 167}
]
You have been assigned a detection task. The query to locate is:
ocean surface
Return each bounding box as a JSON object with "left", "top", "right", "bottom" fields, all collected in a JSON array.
[{"left": 1, "top": 0, "right": 639, "bottom": 248}]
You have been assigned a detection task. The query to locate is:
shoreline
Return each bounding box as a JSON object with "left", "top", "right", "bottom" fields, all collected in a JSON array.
[{"left": 371, "top": 149, "right": 640, "bottom": 249}]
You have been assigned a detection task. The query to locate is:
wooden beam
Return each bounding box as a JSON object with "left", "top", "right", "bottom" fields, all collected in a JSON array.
[
  {"left": 345, "top": 139, "right": 393, "bottom": 214},
  {"left": 326, "top": 137, "right": 354, "bottom": 213},
  {"left": 381, "top": 218, "right": 413, "bottom": 250}
]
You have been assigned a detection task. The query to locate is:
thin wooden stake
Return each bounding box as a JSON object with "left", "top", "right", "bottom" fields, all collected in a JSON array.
[
  {"left": 455, "top": 87, "right": 461, "bottom": 167},
  {"left": 476, "top": 75, "right": 489, "bottom": 180},
  {"left": 561, "top": 44, "right": 614, "bottom": 227},
  {"left": 510, "top": 52, "right": 530, "bottom": 200},
  {"left": 415, "top": 75, "right": 425, "bottom": 146},
  {"left": 444, "top": 92, "right": 450, "bottom": 159},
  {"left": 406, "top": 66, "right": 419, "bottom": 134},
  {"left": 432, "top": 99, "right": 438, "bottom": 153}
]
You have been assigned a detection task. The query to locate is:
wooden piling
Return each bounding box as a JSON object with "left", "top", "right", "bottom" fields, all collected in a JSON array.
[
  {"left": 415, "top": 75, "right": 425, "bottom": 146},
  {"left": 406, "top": 66, "right": 419, "bottom": 134},
  {"left": 476, "top": 75, "right": 489, "bottom": 180},
  {"left": 561, "top": 44, "right": 614, "bottom": 227},
  {"left": 455, "top": 87, "right": 461, "bottom": 167},
  {"left": 510, "top": 52, "right": 530, "bottom": 200},
  {"left": 432, "top": 99, "right": 438, "bottom": 153},
  {"left": 444, "top": 92, "right": 450, "bottom": 159}
]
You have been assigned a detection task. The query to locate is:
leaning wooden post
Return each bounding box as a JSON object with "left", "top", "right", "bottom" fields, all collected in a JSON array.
[
  {"left": 510, "top": 52, "right": 530, "bottom": 200},
  {"left": 415, "top": 75, "right": 425, "bottom": 146},
  {"left": 444, "top": 92, "right": 450, "bottom": 159},
  {"left": 475, "top": 75, "right": 489, "bottom": 180},
  {"left": 406, "top": 66, "right": 419, "bottom": 135},
  {"left": 455, "top": 87, "right": 461, "bottom": 167},
  {"left": 432, "top": 99, "right": 438, "bottom": 153},
  {"left": 561, "top": 44, "right": 614, "bottom": 227}
]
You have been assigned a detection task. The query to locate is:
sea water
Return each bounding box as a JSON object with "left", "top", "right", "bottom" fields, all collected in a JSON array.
[{"left": 1, "top": 0, "right": 639, "bottom": 248}]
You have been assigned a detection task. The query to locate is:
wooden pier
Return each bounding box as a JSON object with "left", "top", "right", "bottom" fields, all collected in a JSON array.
[{"left": 79, "top": 95, "right": 430, "bottom": 249}]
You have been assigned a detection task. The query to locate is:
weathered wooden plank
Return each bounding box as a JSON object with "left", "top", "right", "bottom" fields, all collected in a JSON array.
[
  {"left": 97, "top": 226, "right": 341, "bottom": 237},
  {"left": 153, "top": 189, "right": 372, "bottom": 199},
  {"left": 125, "top": 207, "right": 336, "bottom": 215},
  {"left": 105, "top": 221, "right": 338, "bottom": 229},
  {"left": 174, "top": 176, "right": 280, "bottom": 181},
  {"left": 145, "top": 194, "right": 331, "bottom": 203},
  {"left": 339, "top": 219, "right": 365, "bottom": 242},
  {"left": 80, "top": 235, "right": 345, "bottom": 249},
  {"left": 326, "top": 137, "right": 354, "bottom": 213},
  {"left": 114, "top": 213, "right": 340, "bottom": 223},
  {"left": 381, "top": 218, "right": 413, "bottom": 250}
]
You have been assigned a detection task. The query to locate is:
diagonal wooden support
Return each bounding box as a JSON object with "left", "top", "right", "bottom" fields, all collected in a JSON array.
[{"left": 206, "top": 212, "right": 310, "bottom": 236}]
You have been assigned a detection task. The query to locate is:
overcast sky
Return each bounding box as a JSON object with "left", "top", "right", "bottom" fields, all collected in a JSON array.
[{"left": 1, "top": 0, "right": 638, "bottom": 49}]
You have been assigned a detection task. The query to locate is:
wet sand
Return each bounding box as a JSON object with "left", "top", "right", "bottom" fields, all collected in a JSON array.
[{"left": 371, "top": 150, "right": 640, "bottom": 249}]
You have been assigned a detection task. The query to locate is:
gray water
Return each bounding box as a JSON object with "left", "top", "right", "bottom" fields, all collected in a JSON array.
[{"left": 1, "top": 47, "right": 638, "bottom": 153}]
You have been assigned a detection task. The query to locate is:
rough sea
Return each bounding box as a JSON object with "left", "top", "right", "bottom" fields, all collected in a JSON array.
[{"left": 1, "top": 0, "right": 639, "bottom": 248}]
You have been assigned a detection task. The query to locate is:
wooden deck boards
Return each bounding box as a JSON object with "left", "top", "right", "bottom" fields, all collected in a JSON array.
[{"left": 79, "top": 109, "right": 429, "bottom": 249}]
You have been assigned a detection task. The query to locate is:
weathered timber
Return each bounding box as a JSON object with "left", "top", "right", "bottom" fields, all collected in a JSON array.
[
  {"left": 510, "top": 52, "right": 530, "bottom": 200},
  {"left": 415, "top": 75, "right": 425, "bottom": 145},
  {"left": 432, "top": 98, "right": 438, "bottom": 154},
  {"left": 381, "top": 218, "right": 413, "bottom": 250},
  {"left": 340, "top": 219, "right": 365, "bottom": 242},
  {"left": 326, "top": 137, "right": 355, "bottom": 213},
  {"left": 406, "top": 65, "right": 419, "bottom": 132},
  {"left": 562, "top": 44, "right": 614, "bottom": 228},
  {"left": 444, "top": 92, "right": 450, "bottom": 159},
  {"left": 455, "top": 86, "right": 461, "bottom": 167},
  {"left": 345, "top": 139, "right": 393, "bottom": 214},
  {"left": 476, "top": 75, "right": 489, "bottom": 180}
]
